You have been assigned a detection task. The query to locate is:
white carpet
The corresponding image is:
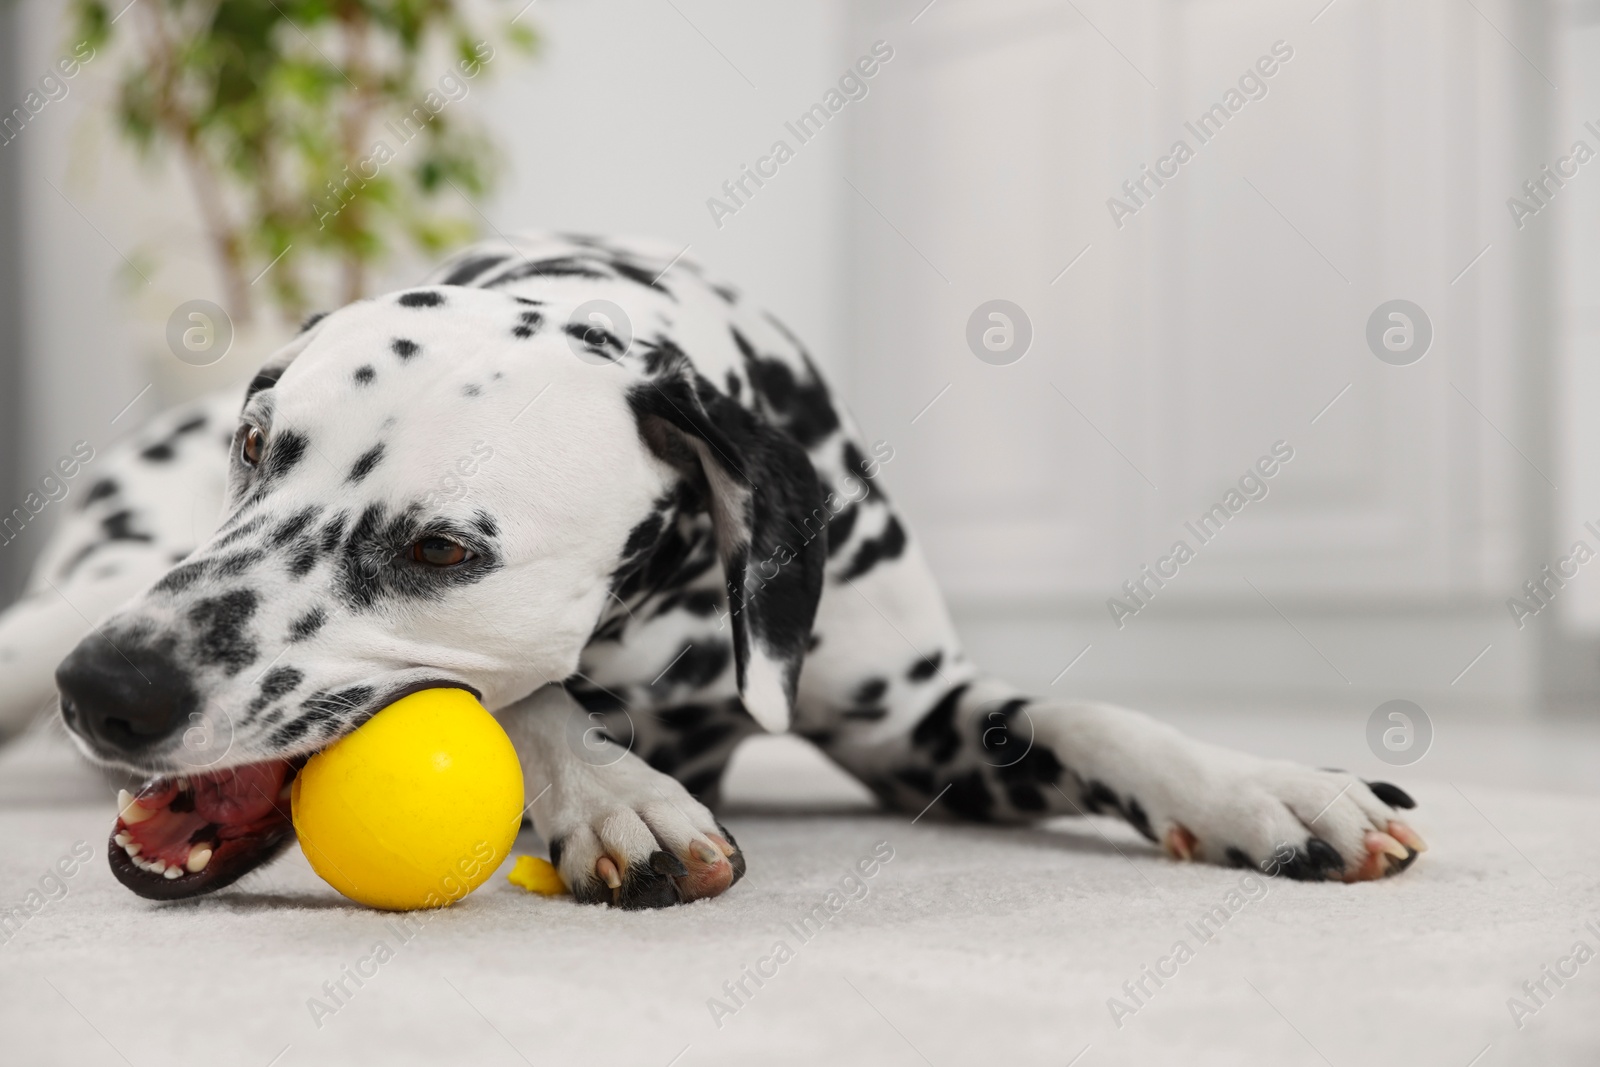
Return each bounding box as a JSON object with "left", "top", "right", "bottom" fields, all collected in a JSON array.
[{"left": 2, "top": 712, "right": 1598, "bottom": 1067}]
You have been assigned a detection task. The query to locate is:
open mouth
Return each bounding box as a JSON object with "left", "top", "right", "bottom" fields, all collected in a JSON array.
[{"left": 109, "top": 758, "right": 303, "bottom": 901}]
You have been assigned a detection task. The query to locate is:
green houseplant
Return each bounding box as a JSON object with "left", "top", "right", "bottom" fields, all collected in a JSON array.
[{"left": 72, "top": 0, "right": 535, "bottom": 326}]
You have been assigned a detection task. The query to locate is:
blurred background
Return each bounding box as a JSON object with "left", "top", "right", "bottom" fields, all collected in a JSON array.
[{"left": 1, "top": 0, "right": 1597, "bottom": 737}]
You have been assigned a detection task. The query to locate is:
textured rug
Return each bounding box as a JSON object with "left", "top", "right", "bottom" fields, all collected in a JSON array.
[{"left": 1, "top": 714, "right": 1597, "bottom": 1067}]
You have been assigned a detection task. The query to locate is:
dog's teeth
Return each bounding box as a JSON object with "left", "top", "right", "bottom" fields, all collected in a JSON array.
[
  {"left": 186, "top": 847, "right": 213, "bottom": 873},
  {"left": 119, "top": 797, "right": 156, "bottom": 825},
  {"left": 149, "top": 859, "right": 166, "bottom": 874},
  {"left": 163, "top": 865, "right": 182, "bottom": 880},
  {"left": 176, "top": 777, "right": 190, "bottom": 792},
  {"left": 118, "top": 788, "right": 156, "bottom": 824},
  {"left": 114, "top": 832, "right": 130, "bottom": 847},
  {"left": 125, "top": 843, "right": 141, "bottom": 856}
]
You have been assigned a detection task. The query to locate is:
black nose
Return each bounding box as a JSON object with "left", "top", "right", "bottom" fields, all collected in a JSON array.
[{"left": 56, "top": 636, "right": 198, "bottom": 756}]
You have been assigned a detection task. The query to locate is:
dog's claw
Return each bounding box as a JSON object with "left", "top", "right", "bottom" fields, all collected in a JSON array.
[
  {"left": 1366, "top": 830, "right": 1409, "bottom": 861},
  {"left": 1163, "top": 824, "right": 1198, "bottom": 862},
  {"left": 597, "top": 856, "right": 622, "bottom": 890},
  {"left": 1388, "top": 819, "right": 1427, "bottom": 853}
]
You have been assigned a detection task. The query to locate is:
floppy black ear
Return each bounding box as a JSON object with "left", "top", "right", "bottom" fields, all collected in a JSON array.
[{"left": 628, "top": 373, "right": 827, "bottom": 733}]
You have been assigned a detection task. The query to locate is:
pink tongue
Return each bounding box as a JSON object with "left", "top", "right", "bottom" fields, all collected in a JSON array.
[{"left": 192, "top": 763, "right": 284, "bottom": 824}]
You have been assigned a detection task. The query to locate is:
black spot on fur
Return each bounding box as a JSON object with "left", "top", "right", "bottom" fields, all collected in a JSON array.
[
  {"left": 261, "top": 431, "right": 307, "bottom": 482},
  {"left": 564, "top": 321, "right": 625, "bottom": 361},
  {"left": 1304, "top": 838, "right": 1345, "bottom": 874},
  {"left": 681, "top": 767, "right": 721, "bottom": 801},
  {"left": 245, "top": 367, "right": 285, "bottom": 401},
  {"left": 139, "top": 415, "right": 208, "bottom": 463},
  {"left": 842, "top": 706, "right": 888, "bottom": 722},
  {"left": 82, "top": 478, "right": 118, "bottom": 507},
  {"left": 1125, "top": 799, "right": 1156, "bottom": 842},
  {"left": 893, "top": 766, "right": 938, "bottom": 796},
  {"left": 187, "top": 589, "right": 259, "bottom": 674},
  {"left": 908, "top": 651, "right": 942, "bottom": 682},
  {"left": 299, "top": 685, "right": 376, "bottom": 731},
  {"left": 942, "top": 771, "right": 995, "bottom": 821},
  {"left": 319, "top": 513, "right": 346, "bottom": 554},
  {"left": 1080, "top": 780, "right": 1119, "bottom": 816},
  {"left": 841, "top": 516, "right": 906, "bottom": 581},
  {"left": 1006, "top": 784, "right": 1047, "bottom": 812},
  {"left": 288, "top": 540, "right": 320, "bottom": 578},
  {"left": 353, "top": 365, "right": 376, "bottom": 385},
  {"left": 659, "top": 642, "right": 731, "bottom": 690},
  {"left": 910, "top": 683, "right": 969, "bottom": 764},
  {"left": 853, "top": 678, "right": 888, "bottom": 705},
  {"left": 103, "top": 510, "right": 152, "bottom": 544},
  {"left": 440, "top": 253, "right": 506, "bottom": 285},
  {"left": 657, "top": 704, "right": 713, "bottom": 731},
  {"left": 825, "top": 503, "right": 858, "bottom": 557},
  {"left": 213, "top": 549, "right": 264, "bottom": 578},
  {"left": 462, "top": 383, "right": 482, "bottom": 397},
  {"left": 620, "top": 852, "right": 685, "bottom": 910},
  {"left": 348, "top": 444, "right": 385, "bottom": 484},
  {"left": 730, "top": 328, "right": 839, "bottom": 447},
  {"left": 154, "top": 559, "right": 210, "bottom": 595},
  {"left": 289, "top": 607, "right": 327, "bottom": 642},
  {"left": 512, "top": 309, "right": 542, "bottom": 339},
  {"left": 267, "top": 717, "right": 313, "bottom": 748},
  {"left": 677, "top": 721, "right": 738, "bottom": 762},
  {"left": 1275, "top": 840, "right": 1344, "bottom": 881},
  {"left": 397, "top": 290, "right": 444, "bottom": 308},
  {"left": 843, "top": 441, "right": 888, "bottom": 503},
  {"left": 570, "top": 685, "right": 625, "bottom": 714},
  {"left": 1366, "top": 781, "right": 1416, "bottom": 809},
  {"left": 486, "top": 256, "right": 610, "bottom": 287},
  {"left": 258, "top": 666, "right": 303, "bottom": 701},
  {"left": 58, "top": 507, "right": 156, "bottom": 577},
  {"left": 272, "top": 507, "right": 322, "bottom": 543},
  {"left": 392, "top": 338, "right": 419, "bottom": 360},
  {"left": 996, "top": 742, "right": 1064, "bottom": 790},
  {"left": 1225, "top": 847, "right": 1253, "bottom": 869},
  {"left": 300, "top": 311, "right": 328, "bottom": 333},
  {"left": 610, "top": 257, "right": 674, "bottom": 297}
]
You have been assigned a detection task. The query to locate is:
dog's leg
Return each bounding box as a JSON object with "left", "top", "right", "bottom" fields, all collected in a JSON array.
[
  {"left": 564, "top": 687, "right": 763, "bottom": 809},
  {"left": 498, "top": 684, "right": 747, "bottom": 909},
  {"left": 816, "top": 677, "right": 1425, "bottom": 882}
]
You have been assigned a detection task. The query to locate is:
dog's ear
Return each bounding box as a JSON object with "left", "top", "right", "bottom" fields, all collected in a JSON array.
[
  {"left": 241, "top": 312, "right": 330, "bottom": 408},
  {"left": 628, "top": 373, "right": 827, "bottom": 733}
]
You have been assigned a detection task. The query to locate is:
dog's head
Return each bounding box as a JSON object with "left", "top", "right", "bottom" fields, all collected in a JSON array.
[{"left": 55, "top": 284, "right": 826, "bottom": 898}]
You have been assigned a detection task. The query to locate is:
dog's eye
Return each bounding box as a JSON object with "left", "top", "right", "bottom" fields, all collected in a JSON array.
[
  {"left": 408, "top": 537, "right": 473, "bottom": 567},
  {"left": 240, "top": 426, "right": 266, "bottom": 468}
]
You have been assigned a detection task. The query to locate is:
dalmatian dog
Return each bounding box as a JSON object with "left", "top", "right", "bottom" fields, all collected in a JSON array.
[{"left": 0, "top": 232, "right": 1426, "bottom": 908}]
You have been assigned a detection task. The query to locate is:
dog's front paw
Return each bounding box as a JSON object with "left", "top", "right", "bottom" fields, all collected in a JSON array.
[
  {"left": 538, "top": 751, "right": 744, "bottom": 910},
  {"left": 1159, "top": 760, "right": 1426, "bottom": 883}
]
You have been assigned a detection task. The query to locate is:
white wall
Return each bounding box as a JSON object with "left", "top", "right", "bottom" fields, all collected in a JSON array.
[{"left": 843, "top": 0, "right": 1562, "bottom": 712}]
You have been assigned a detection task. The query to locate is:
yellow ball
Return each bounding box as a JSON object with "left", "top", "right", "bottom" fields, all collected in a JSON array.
[{"left": 291, "top": 688, "right": 523, "bottom": 911}]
